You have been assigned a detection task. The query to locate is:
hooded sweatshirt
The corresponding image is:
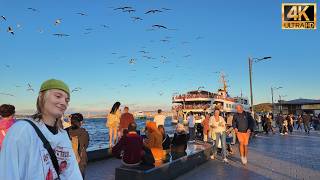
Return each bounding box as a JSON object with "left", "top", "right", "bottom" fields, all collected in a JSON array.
[{"left": 0, "top": 118, "right": 15, "bottom": 149}]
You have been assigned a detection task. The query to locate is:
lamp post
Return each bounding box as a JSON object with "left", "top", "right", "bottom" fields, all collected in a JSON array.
[
  {"left": 279, "top": 95, "right": 287, "bottom": 114},
  {"left": 271, "top": 86, "right": 282, "bottom": 114},
  {"left": 248, "top": 56, "right": 272, "bottom": 113}
]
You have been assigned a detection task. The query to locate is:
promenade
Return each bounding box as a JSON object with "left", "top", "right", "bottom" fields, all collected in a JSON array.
[{"left": 86, "top": 129, "right": 320, "bottom": 180}]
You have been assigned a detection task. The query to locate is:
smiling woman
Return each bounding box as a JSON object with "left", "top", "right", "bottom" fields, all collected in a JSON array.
[{"left": 0, "top": 79, "right": 83, "bottom": 180}]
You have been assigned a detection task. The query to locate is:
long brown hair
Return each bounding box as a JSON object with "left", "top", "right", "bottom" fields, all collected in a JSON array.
[{"left": 31, "top": 91, "right": 63, "bottom": 130}]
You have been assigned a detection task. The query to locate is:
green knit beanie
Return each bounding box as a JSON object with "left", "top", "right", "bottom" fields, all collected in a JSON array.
[{"left": 40, "top": 79, "right": 70, "bottom": 96}]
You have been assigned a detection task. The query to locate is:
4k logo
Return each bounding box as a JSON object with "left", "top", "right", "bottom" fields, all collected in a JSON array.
[{"left": 282, "top": 3, "right": 317, "bottom": 29}]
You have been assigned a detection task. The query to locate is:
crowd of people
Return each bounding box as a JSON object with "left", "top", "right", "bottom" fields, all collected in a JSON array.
[
  {"left": 255, "top": 112, "right": 320, "bottom": 135},
  {"left": 1, "top": 79, "right": 319, "bottom": 179}
]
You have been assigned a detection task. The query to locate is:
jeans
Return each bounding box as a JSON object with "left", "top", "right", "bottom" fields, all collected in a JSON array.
[
  {"left": 189, "top": 127, "right": 195, "bottom": 140},
  {"left": 304, "top": 123, "right": 310, "bottom": 134},
  {"left": 213, "top": 132, "right": 227, "bottom": 159}
]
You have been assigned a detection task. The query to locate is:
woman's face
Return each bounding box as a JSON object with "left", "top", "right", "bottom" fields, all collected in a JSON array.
[
  {"left": 43, "top": 89, "right": 69, "bottom": 119},
  {"left": 214, "top": 110, "right": 220, "bottom": 116}
]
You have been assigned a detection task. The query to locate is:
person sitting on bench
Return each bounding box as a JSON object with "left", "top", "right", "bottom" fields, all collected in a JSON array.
[{"left": 112, "top": 122, "right": 144, "bottom": 167}]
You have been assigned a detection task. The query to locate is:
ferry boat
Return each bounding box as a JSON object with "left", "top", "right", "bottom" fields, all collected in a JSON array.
[
  {"left": 134, "top": 111, "right": 147, "bottom": 120},
  {"left": 171, "top": 73, "right": 250, "bottom": 124}
]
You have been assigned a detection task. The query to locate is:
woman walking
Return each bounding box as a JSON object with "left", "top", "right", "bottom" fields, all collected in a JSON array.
[{"left": 210, "top": 108, "right": 228, "bottom": 162}]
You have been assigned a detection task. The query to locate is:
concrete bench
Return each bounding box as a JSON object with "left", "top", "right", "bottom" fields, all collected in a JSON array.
[{"left": 115, "top": 141, "right": 212, "bottom": 180}]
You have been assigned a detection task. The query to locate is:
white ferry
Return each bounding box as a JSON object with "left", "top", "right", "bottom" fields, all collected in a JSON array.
[
  {"left": 171, "top": 73, "right": 250, "bottom": 124},
  {"left": 134, "top": 111, "right": 147, "bottom": 120}
]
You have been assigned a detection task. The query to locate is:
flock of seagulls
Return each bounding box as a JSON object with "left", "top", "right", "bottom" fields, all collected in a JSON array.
[{"left": 1, "top": 4, "right": 206, "bottom": 99}]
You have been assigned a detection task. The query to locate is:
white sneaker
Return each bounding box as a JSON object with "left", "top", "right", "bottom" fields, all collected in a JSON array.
[
  {"left": 240, "top": 156, "right": 244, "bottom": 164},
  {"left": 210, "top": 155, "right": 215, "bottom": 160},
  {"left": 223, "top": 158, "right": 228, "bottom": 163},
  {"left": 243, "top": 157, "right": 248, "bottom": 164}
]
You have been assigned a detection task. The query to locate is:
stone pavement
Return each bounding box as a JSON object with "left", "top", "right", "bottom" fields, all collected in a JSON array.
[
  {"left": 86, "top": 130, "right": 320, "bottom": 180},
  {"left": 177, "top": 130, "right": 320, "bottom": 180}
]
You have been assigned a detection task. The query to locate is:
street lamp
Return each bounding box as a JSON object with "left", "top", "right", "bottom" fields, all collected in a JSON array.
[
  {"left": 271, "top": 86, "right": 282, "bottom": 114},
  {"left": 248, "top": 56, "right": 272, "bottom": 113},
  {"left": 279, "top": 95, "right": 287, "bottom": 114}
]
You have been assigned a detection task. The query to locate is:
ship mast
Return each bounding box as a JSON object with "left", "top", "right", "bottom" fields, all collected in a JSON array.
[{"left": 220, "top": 72, "right": 227, "bottom": 93}]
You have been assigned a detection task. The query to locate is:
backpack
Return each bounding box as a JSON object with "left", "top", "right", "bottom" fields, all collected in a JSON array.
[{"left": 71, "top": 136, "right": 81, "bottom": 163}]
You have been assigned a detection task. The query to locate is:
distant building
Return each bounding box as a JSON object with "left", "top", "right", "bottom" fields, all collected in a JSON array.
[{"left": 274, "top": 98, "right": 320, "bottom": 115}]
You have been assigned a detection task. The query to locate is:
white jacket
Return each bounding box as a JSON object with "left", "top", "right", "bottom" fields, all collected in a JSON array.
[{"left": 0, "top": 119, "right": 82, "bottom": 180}]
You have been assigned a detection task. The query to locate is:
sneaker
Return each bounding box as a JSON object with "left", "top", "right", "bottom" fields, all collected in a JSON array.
[
  {"left": 243, "top": 157, "right": 248, "bottom": 164},
  {"left": 280, "top": 133, "right": 284, "bottom": 135},
  {"left": 223, "top": 158, "right": 229, "bottom": 163},
  {"left": 210, "top": 155, "right": 215, "bottom": 160},
  {"left": 240, "top": 156, "right": 244, "bottom": 164}
]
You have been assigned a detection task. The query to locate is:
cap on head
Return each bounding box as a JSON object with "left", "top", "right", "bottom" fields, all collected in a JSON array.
[{"left": 40, "top": 79, "right": 70, "bottom": 96}]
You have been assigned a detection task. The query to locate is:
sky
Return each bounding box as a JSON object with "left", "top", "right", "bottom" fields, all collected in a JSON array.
[{"left": 0, "top": 0, "right": 319, "bottom": 114}]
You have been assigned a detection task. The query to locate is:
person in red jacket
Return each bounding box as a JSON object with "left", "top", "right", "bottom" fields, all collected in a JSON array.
[
  {"left": 118, "top": 106, "right": 135, "bottom": 138},
  {"left": 112, "top": 122, "right": 144, "bottom": 166},
  {"left": 0, "top": 104, "right": 15, "bottom": 150}
]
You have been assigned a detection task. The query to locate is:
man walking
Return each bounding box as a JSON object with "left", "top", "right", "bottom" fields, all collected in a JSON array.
[{"left": 232, "top": 105, "right": 254, "bottom": 165}]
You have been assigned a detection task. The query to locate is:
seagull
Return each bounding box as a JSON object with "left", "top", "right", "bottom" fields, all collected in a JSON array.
[
  {"left": 1, "top": 16, "right": 6, "bottom": 21},
  {"left": 129, "top": 59, "right": 136, "bottom": 64},
  {"left": 27, "top": 83, "right": 34, "bottom": 93},
  {"left": 17, "top": 24, "right": 22, "bottom": 29},
  {"left": 0, "top": 92, "right": 14, "bottom": 97},
  {"left": 152, "top": 24, "right": 167, "bottom": 29},
  {"left": 53, "top": 33, "right": 70, "bottom": 37},
  {"left": 54, "top": 19, "right": 62, "bottom": 26},
  {"left": 76, "top": 12, "right": 87, "bottom": 16},
  {"left": 160, "top": 39, "right": 170, "bottom": 42},
  {"left": 71, "top": 87, "right": 81, "bottom": 93},
  {"left": 152, "top": 66, "right": 159, "bottom": 69},
  {"left": 85, "top": 28, "right": 93, "bottom": 31},
  {"left": 7, "top": 26, "right": 14, "bottom": 35},
  {"left": 139, "top": 50, "right": 149, "bottom": 54},
  {"left": 143, "top": 56, "right": 152, "bottom": 59},
  {"left": 101, "top": 24, "right": 110, "bottom": 28},
  {"left": 5, "top": 64, "right": 10, "bottom": 68},
  {"left": 27, "top": 7, "right": 38, "bottom": 12},
  {"left": 131, "top": 17, "right": 143, "bottom": 21},
  {"left": 145, "top": 9, "right": 162, "bottom": 14},
  {"left": 38, "top": 29, "right": 44, "bottom": 33},
  {"left": 123, "top": 9, "right": 135, "bottom": 13},
  {"left": 161, "top": 56, "right": 167, "bottom": 59},
  {"left": 162, "top": 8, "right": 172, "bottom": 11},
  {"left": 183, "top": 55, "right": 191, "bottom": 58},
  {"left": 114, "top": 6, "right": 133, "bottom": 11},
  {"left": 111, "top": 52, "right": 117, "bottom": 55},
  {"left": 196, "top": 36, "right": 204, "bottom": 40},
  {"left": 121, "top": 84, "right": 130, "bottom": 88},
  {"left": 158, "top": 91, "right": 164, "bottom": 96}
]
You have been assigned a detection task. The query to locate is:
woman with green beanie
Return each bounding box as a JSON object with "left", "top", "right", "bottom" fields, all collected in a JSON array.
[{"left": 0, "top": 79, "right": 82, "bottom": 180}]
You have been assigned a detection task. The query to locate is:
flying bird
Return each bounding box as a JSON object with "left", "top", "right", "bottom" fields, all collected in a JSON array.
[
  {"left": 160, "top": 39, "right": 170, "bottom": 42},
  {"left": 1, "top": 16, "right": 6, "bottom": 21},
  {"left": 123, "top": 9, "right": 135, "bottom": 13},
  {"left": 152, "top": 24, "right": 167, "bottom": 29},
  {"left": 158, "top": 91, "right": 164, "bottom": 96},
  {"left": 183, "top": 55, "right": 191, "bottom": 58},
  {"left": 118, "top": 56, "right": 127, "bottom": 59},
  {"left": 139, "top": 50, "right": 149, "bottom": 54},
  {"left": 114, "top": 6, "right": 133, "bottom": 11},
  {"left": 162, "top": 8, "right": 172, "bottom": 11},
  {"left": 145, "top": 9, "right": 162, "bottom": 14},
  {"left": 71, "top": 87, "right": 81, "bottom": 93},
  {"left": 27, "top": 7, "right": 38, "bottom": 12},
  {"left": 131, "top": 17, "right": 143, "bottom": 21},
  {"left": 53, "top": 33, "right": 70, "bottom": 37},
  {"left": 54, "top": 19, "right": 62, "bottom": 26},
  {"left": 5, "top": 64, "right": 10, "bottom": 68},
  {"left": 129, "top": 59, "right": 136, "bottom": 64},
  {"left": 76, "top": 12, "right": 87, "bottom": 16},
  {"left": 0, "top": 92, "right": 14, "bottom": 97},
  {"left": 27, "top": 83, "right": 34, "bottom": 93},
  {"left": 7, "top": 26, "right": 14, "bottom": 35},
  {"left": 101, "top": 24, "right": 110, "bottom": 28}
]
